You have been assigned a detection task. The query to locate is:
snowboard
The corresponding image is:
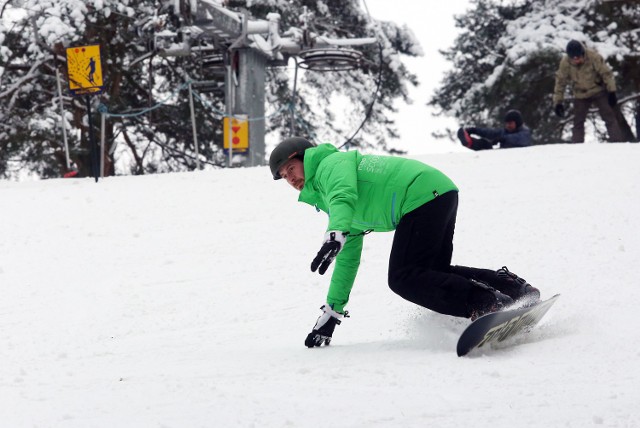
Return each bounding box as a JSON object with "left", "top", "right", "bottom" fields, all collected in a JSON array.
[{"left": 457, "top": 294, "right": 560, "bottom": 357}]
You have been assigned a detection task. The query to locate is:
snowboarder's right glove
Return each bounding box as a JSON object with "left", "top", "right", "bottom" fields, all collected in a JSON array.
[
  {"left": 554, "top": 103, "right": 565, "bottom": 118},
  {"left": 305, "top": 304, "right": 348, "bottom": 348},
  {"left": 310, "top": 231, "right": 347, "bottom": 275}
]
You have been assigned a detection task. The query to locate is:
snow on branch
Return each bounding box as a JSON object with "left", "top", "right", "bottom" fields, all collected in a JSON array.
[{"left": 0, "top": 57, "right": 48, "bottom": 111}]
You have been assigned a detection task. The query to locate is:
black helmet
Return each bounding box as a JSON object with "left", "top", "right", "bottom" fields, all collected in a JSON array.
[
  {"left": 566, "top": 40, "right": 585, "bottom": 58},
  {"left": 504, "top": 109, "right": 523, "bottom": 128},
  {"left": 269, "top": 137, "right": 315, "bottom": 180}
]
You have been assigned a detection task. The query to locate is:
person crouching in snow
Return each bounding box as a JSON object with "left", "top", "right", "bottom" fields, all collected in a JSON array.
[
  {"left": 269, "top": 137, "right": 541, "bottom": 348},
  {"left": 457, "top": 109, "right": 532, "bottom": 151}
]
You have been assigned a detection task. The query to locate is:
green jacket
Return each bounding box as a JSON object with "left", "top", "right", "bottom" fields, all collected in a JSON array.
[
  {"left": 553, "top": 46, "right": 616, "bottom": 104},
  {"left": 298, "top": 144, "right": 458, "bottom": 312}
]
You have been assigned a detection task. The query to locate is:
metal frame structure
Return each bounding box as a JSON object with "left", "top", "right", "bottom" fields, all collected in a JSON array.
[{"left": 150, "top": 0, "right": 376, "bottom": 167}]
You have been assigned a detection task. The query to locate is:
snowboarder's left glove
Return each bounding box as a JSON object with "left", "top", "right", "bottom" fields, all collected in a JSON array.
[
  {"left": 305, "top": 304, "right": 348, "bottom": 348},
  {"left": 608, "top": 91, "right": 617, "bottom": 107},
  {"left": 310, "top": 231, "right": 347, "bottom": 275}
]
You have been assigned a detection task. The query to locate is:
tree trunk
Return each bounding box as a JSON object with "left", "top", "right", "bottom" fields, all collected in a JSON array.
[
  {"left": 614, "top": 107, "right": 637, "bottom": 142},
  {"left": 635, "top": 100, "right": 640, "bottom": 142}
]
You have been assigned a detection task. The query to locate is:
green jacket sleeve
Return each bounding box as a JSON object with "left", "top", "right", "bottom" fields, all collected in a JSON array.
[{"left": 326, "top": 232, "right": 364, "bottom": 313}]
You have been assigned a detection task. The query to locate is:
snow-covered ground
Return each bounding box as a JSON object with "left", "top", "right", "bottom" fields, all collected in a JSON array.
[{"left": 1, "top": 143, "right": 639, "bottom": 427}]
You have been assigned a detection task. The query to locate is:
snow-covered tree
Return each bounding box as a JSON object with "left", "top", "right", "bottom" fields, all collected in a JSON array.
[
  {"left": 0, "top": 0, "right": 422, "bottom": 179},
  {"left": 429, "top": 0, "right": 540, "bottom": 139},
  {"left": 431, "top": 0, "right": 639, "bottom": 145},
  {"left": 1, "top": 0, "right": 246, "bottom": 178}
]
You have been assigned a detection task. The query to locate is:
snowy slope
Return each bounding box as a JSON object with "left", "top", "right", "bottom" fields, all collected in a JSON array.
[{"left": 1, "top": 144, "right": 639, "bottom": 428}]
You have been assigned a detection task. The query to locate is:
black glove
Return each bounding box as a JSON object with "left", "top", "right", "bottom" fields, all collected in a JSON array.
[
  {"left": 305, "top": 304, "right": 348, "bottom": 348},
  {"left": 310, "top": 231, "right": 347, "bottom": 275},
  {"left": 554, "top": 103, "right": 565, "bottom": 118},
  {"left": 608, "top": 91, "right": 617, "bottom": 107}
]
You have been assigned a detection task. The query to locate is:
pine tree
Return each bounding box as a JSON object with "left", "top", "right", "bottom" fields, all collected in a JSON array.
[
  {"left": 583, "top": 0, "right": 640, "bottom": 141},
  {"left": 1, "top": 0, "right": 228, "bottom": 179},
  {"left": 430, "top": 0, "right": 639, "bottom": 145},
  {"left": 0, "top": 0, "right": 422, "bottom": 179}
]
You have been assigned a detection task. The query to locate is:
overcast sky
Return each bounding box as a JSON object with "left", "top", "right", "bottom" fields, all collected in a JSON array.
[
  {"left": 1, "top": 1, "right": 472, "bottom": 156},
  {"left": 364, "top": 0, "right": 472, "bottom": 154}
]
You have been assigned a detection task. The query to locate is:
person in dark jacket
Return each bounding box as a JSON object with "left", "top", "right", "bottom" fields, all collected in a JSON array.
[
  {"left": 269, "top": 136, "right": 541, "bottom": 348},
  {"left": 457, "top": 110, "right": 532, "bottom": 151}
]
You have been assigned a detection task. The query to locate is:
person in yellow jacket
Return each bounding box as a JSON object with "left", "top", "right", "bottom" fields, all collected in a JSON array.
[
  {"left": 553, "top": 40, "right": 623, "bottom": 143},
  {"left": 269, "top": 137, "right": 541, "bottom": 348}
]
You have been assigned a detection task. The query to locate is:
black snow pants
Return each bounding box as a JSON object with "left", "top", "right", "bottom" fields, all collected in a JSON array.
[{"left": 387, "top": 190, "right": 514, "bottom": 318}]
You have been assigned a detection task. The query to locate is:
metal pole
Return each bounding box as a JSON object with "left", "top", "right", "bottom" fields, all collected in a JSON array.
[
  {"left": 56, "top": 68, "right": 70, "bottom": 169},
  {"left": 85, "top": 96, "right": 99, "bottom": 182},
  {"left": 188, "top": 82, "right": 201, "bottom": 170},
  {"left": 290, "top": 58, "right": 299, "bottom": 137},
  {"left": 226, "top": 56, "right": 234, "bottom": 167},
  {"left": 100, "top": 112, "right": 106, "bottom": 178}
]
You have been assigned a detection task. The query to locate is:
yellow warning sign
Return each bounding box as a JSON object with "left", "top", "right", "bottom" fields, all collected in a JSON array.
[
  {"left": 66, "top": 44, "right": 104, "bottom": 96},
  {"left": 223, "top": 115, "right": 249, "bottom": 152}
]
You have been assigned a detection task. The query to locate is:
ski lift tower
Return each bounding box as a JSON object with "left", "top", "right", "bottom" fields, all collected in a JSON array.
[{"left": 156, "top": 0, "right": 377, "bottom": 167}]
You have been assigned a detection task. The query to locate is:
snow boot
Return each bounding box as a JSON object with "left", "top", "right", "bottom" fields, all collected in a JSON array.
[
  {"left": 457, "top": 127, "right": 474, "bottom": 148},
  {"left": 467, "top": 279, "right": 514, "bottom": 321},
  {"left": 496, "top": 266, "right": 540, "bottom": 305}
]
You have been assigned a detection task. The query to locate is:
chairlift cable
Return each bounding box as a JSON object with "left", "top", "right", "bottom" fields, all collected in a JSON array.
[
  {"left": 335, "top": 0, "right": 384, "bottom": 149},
  {"left": 338, "top": 40, "right": 383, "bottom": 150}
]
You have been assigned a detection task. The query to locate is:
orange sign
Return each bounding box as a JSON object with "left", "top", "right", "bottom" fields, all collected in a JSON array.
[{"left": 223, "top": 115, "right": 249, "bottom": 152}]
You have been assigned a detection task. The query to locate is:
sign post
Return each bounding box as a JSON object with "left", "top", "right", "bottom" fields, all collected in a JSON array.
[{"left": 66, "top": 44, "right": 104, "bottom": 182}]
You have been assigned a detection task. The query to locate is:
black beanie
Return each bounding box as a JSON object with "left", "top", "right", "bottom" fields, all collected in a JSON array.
[
  {"left": 566, "top": 40, "right": 585, "bottom": 58},
  {"left": 504, "top": 110, "right": 523, "bottom": 128}
]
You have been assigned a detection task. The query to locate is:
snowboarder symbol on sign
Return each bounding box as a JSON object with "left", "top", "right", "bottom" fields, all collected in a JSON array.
[{"left": 66, "top": 44, "right": 104, "bottom": 96}]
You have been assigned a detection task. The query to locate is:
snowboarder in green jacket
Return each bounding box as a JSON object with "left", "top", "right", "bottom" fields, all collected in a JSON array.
[{"left": 269, "top": 137, "right": 541, "bottom": 348}]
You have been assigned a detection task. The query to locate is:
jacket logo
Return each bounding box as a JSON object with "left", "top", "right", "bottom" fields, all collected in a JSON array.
[{"left": 358, "top": 156, "right": 386, "bottom": 174}]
